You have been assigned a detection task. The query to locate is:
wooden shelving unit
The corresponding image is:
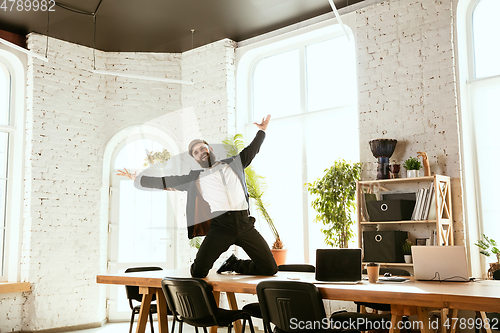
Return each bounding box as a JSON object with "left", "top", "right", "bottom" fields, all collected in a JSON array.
[{"left": 357, "top": 174, "right": 454, "bottom": 266}]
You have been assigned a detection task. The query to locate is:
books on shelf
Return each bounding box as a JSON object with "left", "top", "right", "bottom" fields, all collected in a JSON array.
[{"left": 411, "top": 182, "right": 434, "bottom": 220}]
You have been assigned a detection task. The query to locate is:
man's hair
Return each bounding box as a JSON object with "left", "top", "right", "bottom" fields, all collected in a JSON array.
[{"left": 188, "top": 139, "right": 209, "bottom": 157}]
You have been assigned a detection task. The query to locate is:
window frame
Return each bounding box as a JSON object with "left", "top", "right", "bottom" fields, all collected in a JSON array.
[
  {"left": 0, "top": 48, "right": 26, "bottom": 283},
  {"left": 457, "top": 0, "right": 499, "bottom": 278}
]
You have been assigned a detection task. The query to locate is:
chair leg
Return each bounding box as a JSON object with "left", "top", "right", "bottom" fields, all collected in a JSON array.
[
  {"left": 241, "top": 319, "right": 246, "bottom": 333},
  {"left": 195, "top": 327, "right": 200, "bottom": 333},
  {"left": 171, "top": 317, "right": 176, "bottom": 333},
  {"left": 179, "top": 322, "right": 183, "bottom": 333},
  {"left": 248, "top": 318, "right": 255, "bottom": 333},
  {"left": 149, "top": 310, "right": 154, "bottom": 333},
  {"left": 203, "top": 327, "right": 208, "bottom": 333},
  {"left": 227, "top": 323, "right": 232, "bottom": 333},
  {"left": 130, "top": 311, "right": 136, "bottom": 333}
]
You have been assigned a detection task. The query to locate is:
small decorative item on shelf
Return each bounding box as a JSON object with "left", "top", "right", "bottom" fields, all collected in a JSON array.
[
  {"left": 389, "top": 163, "right": 400, "bottom": 179},
  {"left": 417, "top": 151, "right": 431, "bottom": 176},
  {"left": 474, "top": 234, "right": 500, "bottom": 279},
  {"left": 402, "top": 156, "right": 422, "bottom": 178},
  {"left": 403, "top": 239, "right": 413, "bottom": 264},
  {"left": 369, "top": 139, "right": 397, "bottom": 180}
]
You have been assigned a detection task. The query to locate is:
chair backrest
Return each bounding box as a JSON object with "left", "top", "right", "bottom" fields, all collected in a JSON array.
[
  {"left": 278, "top": 264, "right": 315, "bottom": 272},
  {"left": 257, "top": 280, "right": 327, "bottom": 333},
  {"left": 161, "top": 277, "right": 220, "bottom": 326},
  {"left": 125, "top": 266, "right": 163, "bottom": 304},
  {"left": 361, "top": 267, "right": 411, "bottom": 277}
]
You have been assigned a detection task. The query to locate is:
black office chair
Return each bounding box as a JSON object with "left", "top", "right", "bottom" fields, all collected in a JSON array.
[
  {"left": 356, "top": 267, "right": 411, "bottom": 313},
  {"left": 125, "top": 266, "right": 164, "bottom": 333},
  {"left": 242, "top": 264, "right": 315, "bottom": 333},
  {"left": 257, "top": 280, "right": 361, "bottom": 333},
  {"left": 161, "top": 277, "right": 255, "bottom": 333}
]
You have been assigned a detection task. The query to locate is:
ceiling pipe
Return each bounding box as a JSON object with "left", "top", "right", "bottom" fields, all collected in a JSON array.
[
  {"left": 327, "top": 0, "right": 351, "bottom": 41},
  {"left": 0, "top": 37, "right": 48, "bottom": 62},
  {"left": 91, "top": 69, "right": 194, "bottom": 85}
]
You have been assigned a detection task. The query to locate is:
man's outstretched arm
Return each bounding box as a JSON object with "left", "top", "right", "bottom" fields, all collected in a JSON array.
[{"left": 239, "top": 115, "right": 271, "bottom": 168}]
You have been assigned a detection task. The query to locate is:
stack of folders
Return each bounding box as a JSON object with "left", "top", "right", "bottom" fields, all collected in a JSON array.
[{"left": 411, "top": 182, "right": 435, "bottom": 221}]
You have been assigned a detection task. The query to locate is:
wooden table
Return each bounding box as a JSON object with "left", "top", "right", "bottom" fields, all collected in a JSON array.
[{"left": 97, "top": 269, "right": 500, "bottom": 333}]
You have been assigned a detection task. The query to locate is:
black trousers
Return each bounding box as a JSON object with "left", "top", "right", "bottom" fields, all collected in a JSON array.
[{"left": 190, "top": 211, "right": 278, "bottom": 278}]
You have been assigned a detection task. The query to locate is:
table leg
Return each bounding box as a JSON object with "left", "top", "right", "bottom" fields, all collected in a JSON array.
[
  {"left": 137, "top": 287, "right": 154, "bottom": 333},
  {"left": 210, "top": 291, "right": 221, "bottom": 333},
  {"left": 476, "top": 311, "right": 493, "bottom": 333},
  {"left": 226, "top": 292, "right": 242, "bottom": 333},
  {"left": 441, "top": 308, "right": 449, "bottom": 333},
  {"left": 390, "top": 314, "right": 402, "bottom": 333},
  {"left": 416, "top": 307, "right": 432, "bottom": 333},
  {"left": 449, "top": 309, "right": 459, "bottom": 333},
  {"left": 156, "top": 288, "right": 169, "bottom": 333}
]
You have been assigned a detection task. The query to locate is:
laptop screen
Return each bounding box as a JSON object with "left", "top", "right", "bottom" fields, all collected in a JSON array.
[
  {"left": 315, "top": 249, "right": 362, "bottom": 282},
  {"left": 412, "top": 246, "right": 470, "bottom": 282}
]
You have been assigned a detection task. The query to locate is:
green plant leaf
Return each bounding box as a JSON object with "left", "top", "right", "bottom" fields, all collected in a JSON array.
[{"left": 305, "top": 159, "right": 361, "bottom": 248}]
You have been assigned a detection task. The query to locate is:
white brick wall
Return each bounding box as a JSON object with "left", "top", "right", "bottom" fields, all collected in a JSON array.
[
  {"left": 356, "top": 0, "right": 464, "bottom": 244},
  {"left": 0, "top": 34, "right": 236, "bottom": 333}
]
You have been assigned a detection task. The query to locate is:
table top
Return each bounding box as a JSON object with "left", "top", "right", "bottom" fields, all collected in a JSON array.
[{"left": 96, "top": 268, "right": 500, "bottom": 313}]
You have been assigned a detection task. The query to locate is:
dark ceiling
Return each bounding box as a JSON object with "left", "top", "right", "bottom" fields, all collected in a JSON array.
[{"left": 0, "top": 0, "right": 366, "bottom": 53}]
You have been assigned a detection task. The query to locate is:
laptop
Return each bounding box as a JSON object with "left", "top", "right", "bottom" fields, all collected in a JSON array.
[
  {"left": 412, "top": 246, "right": 470, "bottom": 282},
  {"left": 315, "top": 249, "right": 362, "bottom": 284}
]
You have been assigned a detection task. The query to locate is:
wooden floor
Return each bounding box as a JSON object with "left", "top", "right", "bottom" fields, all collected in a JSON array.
[{"left": 66, "top": 321, "right": 264, "bottom": 333}]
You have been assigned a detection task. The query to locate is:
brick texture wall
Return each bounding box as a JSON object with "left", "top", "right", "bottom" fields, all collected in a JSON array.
[
  {"left": 356, "top": 0, "right": 464, "bottom": 244},
  {"left": 0, "top": 34, "right": 236, "bottom": 332}
]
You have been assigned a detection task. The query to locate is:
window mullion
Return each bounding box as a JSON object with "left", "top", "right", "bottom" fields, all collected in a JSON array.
[{"left": 299, "top": 46, "right": 310, "bottom": 263}]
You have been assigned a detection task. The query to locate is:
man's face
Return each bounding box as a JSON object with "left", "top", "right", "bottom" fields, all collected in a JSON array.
[{"left": 191, "top": 142, "right": 215, "bottom": 168}]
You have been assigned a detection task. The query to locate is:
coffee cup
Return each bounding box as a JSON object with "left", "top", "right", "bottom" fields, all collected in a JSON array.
[{"left": 366, "top": 262, "right": 380, "bottom": 283}]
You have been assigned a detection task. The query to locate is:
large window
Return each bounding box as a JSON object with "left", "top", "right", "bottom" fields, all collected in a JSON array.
[
  {"left": 107, "top": 135, "right": 178, "bottom": 320},
  {"left": 240, "top": 24, "right": 359, "bottom": 264},
  {"left": 459, "top": 0, "right": 500, "bottom": 275},
  {"left": 0, "top": 61, "right": 9, "bottom": 280},
  {"left": 0, "top": 50, "right": 24, "bottom": 282}
]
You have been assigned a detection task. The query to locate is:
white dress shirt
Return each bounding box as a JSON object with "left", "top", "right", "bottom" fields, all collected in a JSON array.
[{"left": 197, "top": 162, "right": 248, "bottom": 212}]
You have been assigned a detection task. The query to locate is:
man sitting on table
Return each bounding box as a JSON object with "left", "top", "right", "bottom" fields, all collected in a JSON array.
[{"left": 118, "top": 115, "right": 278, "bottom": 278}]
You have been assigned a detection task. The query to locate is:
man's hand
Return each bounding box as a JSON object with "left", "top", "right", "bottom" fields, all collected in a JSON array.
[
  {"left": 117, "top": 168, "right": 137, "bottom": 181},
  {"left": 254, "top": 114, "right": 271, "bottom": 131}
]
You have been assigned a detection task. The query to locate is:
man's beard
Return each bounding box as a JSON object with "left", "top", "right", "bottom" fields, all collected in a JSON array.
[{"left": 196, "top": 151, "right": 217, "bottom": 168}]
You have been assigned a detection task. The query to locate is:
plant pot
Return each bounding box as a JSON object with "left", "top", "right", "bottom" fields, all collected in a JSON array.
[
  {"left": 406, "top": 170, "right": 418, "bottom": 178},
  {"left": 271, "top": 249, "right": 288, "bottom": 266},
  {"left": 404, "top": 255, "right": 412, "bottom": 264},
  {"left": 488, "top": 262, "right": 500, "bottom": 279}
]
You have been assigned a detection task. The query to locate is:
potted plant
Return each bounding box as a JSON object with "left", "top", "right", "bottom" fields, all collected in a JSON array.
[
  {"left": 402, "top": 156, "right": 422, "bottom": 178},
  {"left": 402, "top": 239, "right": 413, "bottom": 263},
  {"left": 305, "top": 159, "right": 362, "bottom": 248},
  {"left": 475, "top": 234, "right": 500, "bottom": 279},
  {"left": 223, "top": 134, "right": 286, "bottom": 264}
]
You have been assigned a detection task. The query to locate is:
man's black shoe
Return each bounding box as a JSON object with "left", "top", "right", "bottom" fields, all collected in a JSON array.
[{"left": 217, "top": 254, "right": 238, "bottom": 274}]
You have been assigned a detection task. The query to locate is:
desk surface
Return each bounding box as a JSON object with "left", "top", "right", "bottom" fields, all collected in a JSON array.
[{"left": 96, "top": 269, "right": 500, "bottom": 313}]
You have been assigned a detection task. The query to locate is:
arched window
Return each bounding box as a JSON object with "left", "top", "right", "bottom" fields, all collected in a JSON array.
[
  {"left": 0, "top": 50, "right": 25, "bottom": 282},
  {"left": 458, "top": 0, "right": 500, "bottom": 276},
  {"left": 237, "top": 20, "right": 359, "bottom": 264},
  {"left": 106, "top": 130, "right": 180, "bottom": 320}
]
